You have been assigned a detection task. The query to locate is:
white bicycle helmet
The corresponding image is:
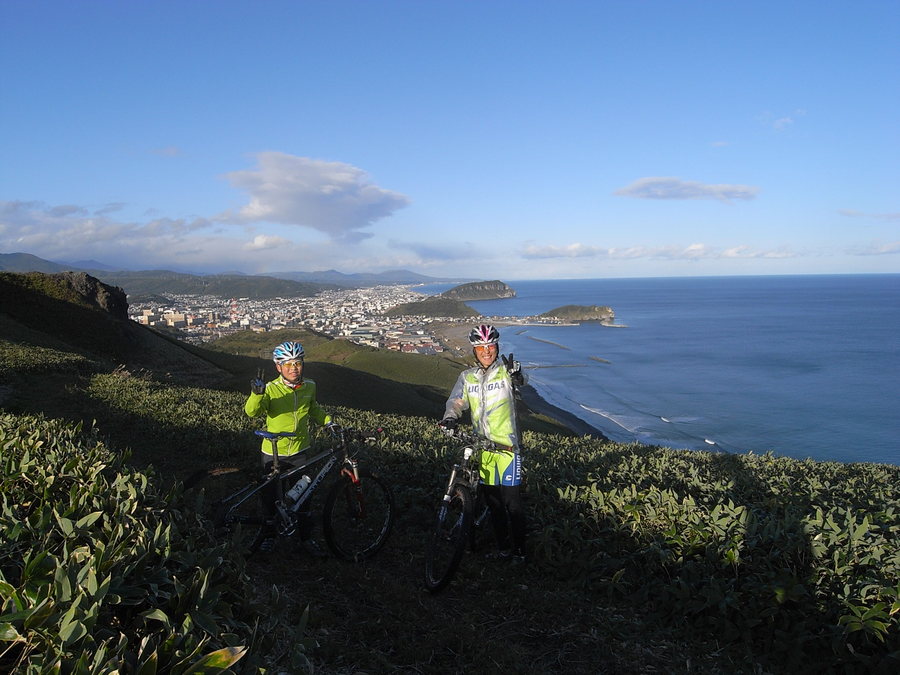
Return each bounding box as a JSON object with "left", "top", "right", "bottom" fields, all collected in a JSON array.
[
  {"left": 272, "top": 341, "right": 305, "bottom": 363},
  {"left": 468, "top": 324, "right": 500, "bottom": 346}
]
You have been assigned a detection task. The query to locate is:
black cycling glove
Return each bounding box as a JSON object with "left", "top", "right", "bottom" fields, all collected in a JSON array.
[
  {"left": 502, "top": 353, "right": 525, "bottom": 386},
  {"left": 439, "top": 417, "right": 458, "bottom": 431}
]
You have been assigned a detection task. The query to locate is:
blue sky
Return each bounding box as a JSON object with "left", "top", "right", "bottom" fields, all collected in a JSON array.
[{"left": 1, "top": 1, "right": 898, "bottom": 280}]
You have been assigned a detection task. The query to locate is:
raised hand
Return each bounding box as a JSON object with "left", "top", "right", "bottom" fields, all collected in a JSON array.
[
  {"left": 251, "top": 367, "right": 266, "bottom": 395},
  {"left": 503, "top": 353, "right": 524, "bottom": 386}
]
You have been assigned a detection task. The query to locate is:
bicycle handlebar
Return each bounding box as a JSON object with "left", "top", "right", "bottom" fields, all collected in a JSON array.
[
  {"left": 440, "top": 427, "right": 510, "bottom": 453},
  {"left": 254, "top": 424, "right": 384, "bottom": 472},
  {"left": 254, "top": 430, "right": 297, "bottom": 440},
  {"left": 255, "top": 425, "right": 383, "bottom": 451}
]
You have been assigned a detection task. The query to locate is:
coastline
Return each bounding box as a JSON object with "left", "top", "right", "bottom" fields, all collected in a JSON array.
[{"left": 518, "top": 382, "right": 609, "bottom": 440}]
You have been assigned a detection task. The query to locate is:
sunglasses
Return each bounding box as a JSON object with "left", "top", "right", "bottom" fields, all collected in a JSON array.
[{"left": 280, "top": 361, "right": 304, "bottom": 369}]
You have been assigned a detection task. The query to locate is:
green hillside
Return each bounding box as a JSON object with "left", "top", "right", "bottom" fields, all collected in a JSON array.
[
  {"left": 3, "top": 272, "right": 900, "bottom": 672},
  {"left": 0, "top": 271, "right": 566, "bottom": 452},
  {"left": 92, "top": 270, "right": 338, "bottom": 299},
  {"left": 539, "top": 304, "right": 615, "bottom": 322},
  {"left": 206, "top": 328, "right": 460, "bottom": 420},
  {"left": 382, "top": 296, "right": 478, "bottom": 318}
]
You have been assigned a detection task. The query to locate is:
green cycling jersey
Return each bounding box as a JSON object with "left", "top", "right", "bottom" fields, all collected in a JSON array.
[{"left": 244, "top": 377, "right": 331, "bottom": 456}]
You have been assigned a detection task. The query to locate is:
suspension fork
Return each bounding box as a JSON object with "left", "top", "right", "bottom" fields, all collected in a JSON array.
[
  {"left": 442, "top": 465, "right": 461, "bottom": 502},
  {"left": 340, "top": 456, "right": 360, "bottom": 483},
  {"left": 339, "top": 456, "right": 367, "bottom": 518}
]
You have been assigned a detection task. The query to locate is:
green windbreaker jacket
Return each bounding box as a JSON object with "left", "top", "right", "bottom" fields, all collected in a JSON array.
[{"left": 244, "top": 377, "right": 331, "bottom": 456}]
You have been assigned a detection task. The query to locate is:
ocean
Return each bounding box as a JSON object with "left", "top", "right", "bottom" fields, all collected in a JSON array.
[{"left": 417, "top": 275, "right": 900, "bottom": 466}]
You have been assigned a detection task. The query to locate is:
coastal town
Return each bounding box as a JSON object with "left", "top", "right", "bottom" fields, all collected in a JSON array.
[
  {"left": 128, "top": 284, "right": 486, "bottom": 356},
  {"left": 129, "top": 285, "right": 444, "bottom": 353},
  {"left": 127, "top": 282, "right": 615, "bottom": 357}
]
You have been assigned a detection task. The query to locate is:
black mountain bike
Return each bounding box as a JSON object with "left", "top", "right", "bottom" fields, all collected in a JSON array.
[
  {"left": 423, "top": 427, "right": 494, "bottom": 592},
  {"left": 187, "top": 424, "right": 395, "bottom": 561}
]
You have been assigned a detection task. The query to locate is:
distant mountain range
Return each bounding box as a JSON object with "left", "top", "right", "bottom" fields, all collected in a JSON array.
[
  {"left": 0, "top": 252, "right": 472, "bottom": 298},
  {"left": 261, "top": 268, "right": 469, "bottom": 286}
]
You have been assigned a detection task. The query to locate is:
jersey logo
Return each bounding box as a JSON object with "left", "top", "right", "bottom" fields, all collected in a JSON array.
[{"left": 467, "top": 381, "right": 507, "bottom": 394}]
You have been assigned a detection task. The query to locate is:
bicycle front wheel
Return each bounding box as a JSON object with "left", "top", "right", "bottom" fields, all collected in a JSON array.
[
  {"left": 424, "top": 483, "right": 473, "bottom": 593},
  {"left": 322, "top": 469, "right": 395, "bottom": 561}
]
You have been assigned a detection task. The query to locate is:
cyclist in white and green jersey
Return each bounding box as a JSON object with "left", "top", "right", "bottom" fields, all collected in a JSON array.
[{"left": 440, "top": 324, "right": 528, "bottom": 563}]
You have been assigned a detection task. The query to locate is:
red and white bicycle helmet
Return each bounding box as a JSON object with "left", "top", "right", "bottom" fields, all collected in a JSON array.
[
  {"left": 272, "top": 341, "right": 305, "bottom": 363},
  {"left": 468, "top": 324, "right": 500, "bottom": 346}
]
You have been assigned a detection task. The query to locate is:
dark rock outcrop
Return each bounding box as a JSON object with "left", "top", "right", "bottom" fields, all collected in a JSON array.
[
  {"left": 441, "top": 280, "right": 516, "bottom": 301},
  {"left": 55, "top": 272, "right": 129, "bottom": 320}
]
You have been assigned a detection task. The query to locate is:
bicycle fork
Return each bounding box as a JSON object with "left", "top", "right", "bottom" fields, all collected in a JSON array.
[{"left": 339, "top": 458, "right": 367, "bottom": 519}]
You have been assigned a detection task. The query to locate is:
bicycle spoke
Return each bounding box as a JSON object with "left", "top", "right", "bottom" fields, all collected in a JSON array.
[
  {"left": 323, "top": 469, "right": 395, "bottom": 562},
  {"left": 424, "top": 484, "right": 473, "bottom": 592}
]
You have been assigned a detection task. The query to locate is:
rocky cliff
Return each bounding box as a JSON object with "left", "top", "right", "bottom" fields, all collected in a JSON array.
[
  {"left": 57, "top": 272, "right": 129, "bottom": 319},
  {"left": 0, "top": 271, "right": 128, "bottom": 320},
  {"left": 441, "top": 280, "right": 516, "bottom": 301}
]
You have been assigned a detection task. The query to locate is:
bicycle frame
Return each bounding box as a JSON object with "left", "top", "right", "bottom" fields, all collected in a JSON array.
[
  {"left": 219, "top": 427, "right": 363, "bottom": 535},
  {"left": 195, "top": 423, "right": 394, "bottom": 560},
  {"left": 440, "top": 427, "right": 502, "bottom": 485},
  {"left": 424, "top": 428, "right": 504, "bottom": 591},
  {"left": 440, "top": 430, "right": 495, "bottom": 521}
]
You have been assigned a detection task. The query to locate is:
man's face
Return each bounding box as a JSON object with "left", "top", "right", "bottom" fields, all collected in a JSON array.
[
  {"left": 474, "top": 343, "right": 498, "bottom": 368},
  {"left": 276, "top": 359, "right": 304, "bottom": 384}
]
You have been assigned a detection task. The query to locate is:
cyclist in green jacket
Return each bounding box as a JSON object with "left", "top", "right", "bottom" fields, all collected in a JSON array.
[
  {"left": 440, "top": 324, "right": 528, "bottom": 563},
  {"left": 245, "top": 340, "right": 332, "bottom": 554}
]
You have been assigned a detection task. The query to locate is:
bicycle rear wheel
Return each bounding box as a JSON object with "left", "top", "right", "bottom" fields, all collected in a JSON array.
[
  {"left": 185, "top": 466, "right": 273, "bottom": 554},
  {"left": 322, "top": 469, "right": 395, "bottom": 561},
  {"left": 424, "top": 483, "right": 473, "bottom": 593}
]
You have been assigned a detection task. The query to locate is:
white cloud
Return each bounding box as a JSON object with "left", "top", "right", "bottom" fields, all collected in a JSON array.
[
  {"left": 722, "top": 245, "right": 794, "bottom": 259},
  {"left": 218, "top": 152, "right": 410, "bottom": 242},
  {"left": 523, "top": 241, "right": 797, "bottom": 261},
  {"left": 0, "top": 200, "right": 215, "bottom": 266},
  {"left": 0, "top": 199, "right": 402, "bottom": 274},
  {"left": 854, "top": 241, "right": 900, "bottom": 256},
  {"left": 95, "top": 203, "right": 126, "bottom": 216},
  {"left": 151, "top": 146, "right": 182, "bottom": 157},
  {"left": 614, "top": 177, "right": 759, "bottom": 202},
  {"left": 244, "top": 234, "right": 292, "bottom": 251},
  {"left": 389, "top": 240, "right": 481, "bottom": 262},
  {"left": 839, "top": 209, "right": 900, "bottom": 222},
  {"left": 773, "top": 117, "right": 794, "bottom": 131},
  {"left": 521, "top": 243, "right": 607, "bottom": 259},
  {"left": 760, "top": 109, "right": 807, "bottom": 131}
]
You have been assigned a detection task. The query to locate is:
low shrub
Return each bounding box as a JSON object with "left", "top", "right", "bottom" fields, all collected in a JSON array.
[{"left": 0, "top": 412, "right": 310, "bottom": 673}]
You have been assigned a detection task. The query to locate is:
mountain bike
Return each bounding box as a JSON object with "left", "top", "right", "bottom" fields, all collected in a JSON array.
[
  {"left": 423, "top": 427, "right": 494, "bottom": 593},
  {"left": 186, "top": 424, "right": 395, "bottom": 561}
]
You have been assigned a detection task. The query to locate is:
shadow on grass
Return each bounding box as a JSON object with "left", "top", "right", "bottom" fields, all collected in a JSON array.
[{"left": 528, "top": 439, "right": 900, "bottom": 672}]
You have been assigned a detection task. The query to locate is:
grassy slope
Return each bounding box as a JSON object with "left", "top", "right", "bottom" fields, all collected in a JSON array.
[
  {"left": 382, "top": 296, "right": 478, "bottom": 318},
  {"left": 4, "top": 274, "right": 900, "bottom": 673},
  {"left": 209, "top": 327, "right": 570, "bottom": 435},
  {"left": 0, "top": 278, "right": 702, "bottom": 671}
]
